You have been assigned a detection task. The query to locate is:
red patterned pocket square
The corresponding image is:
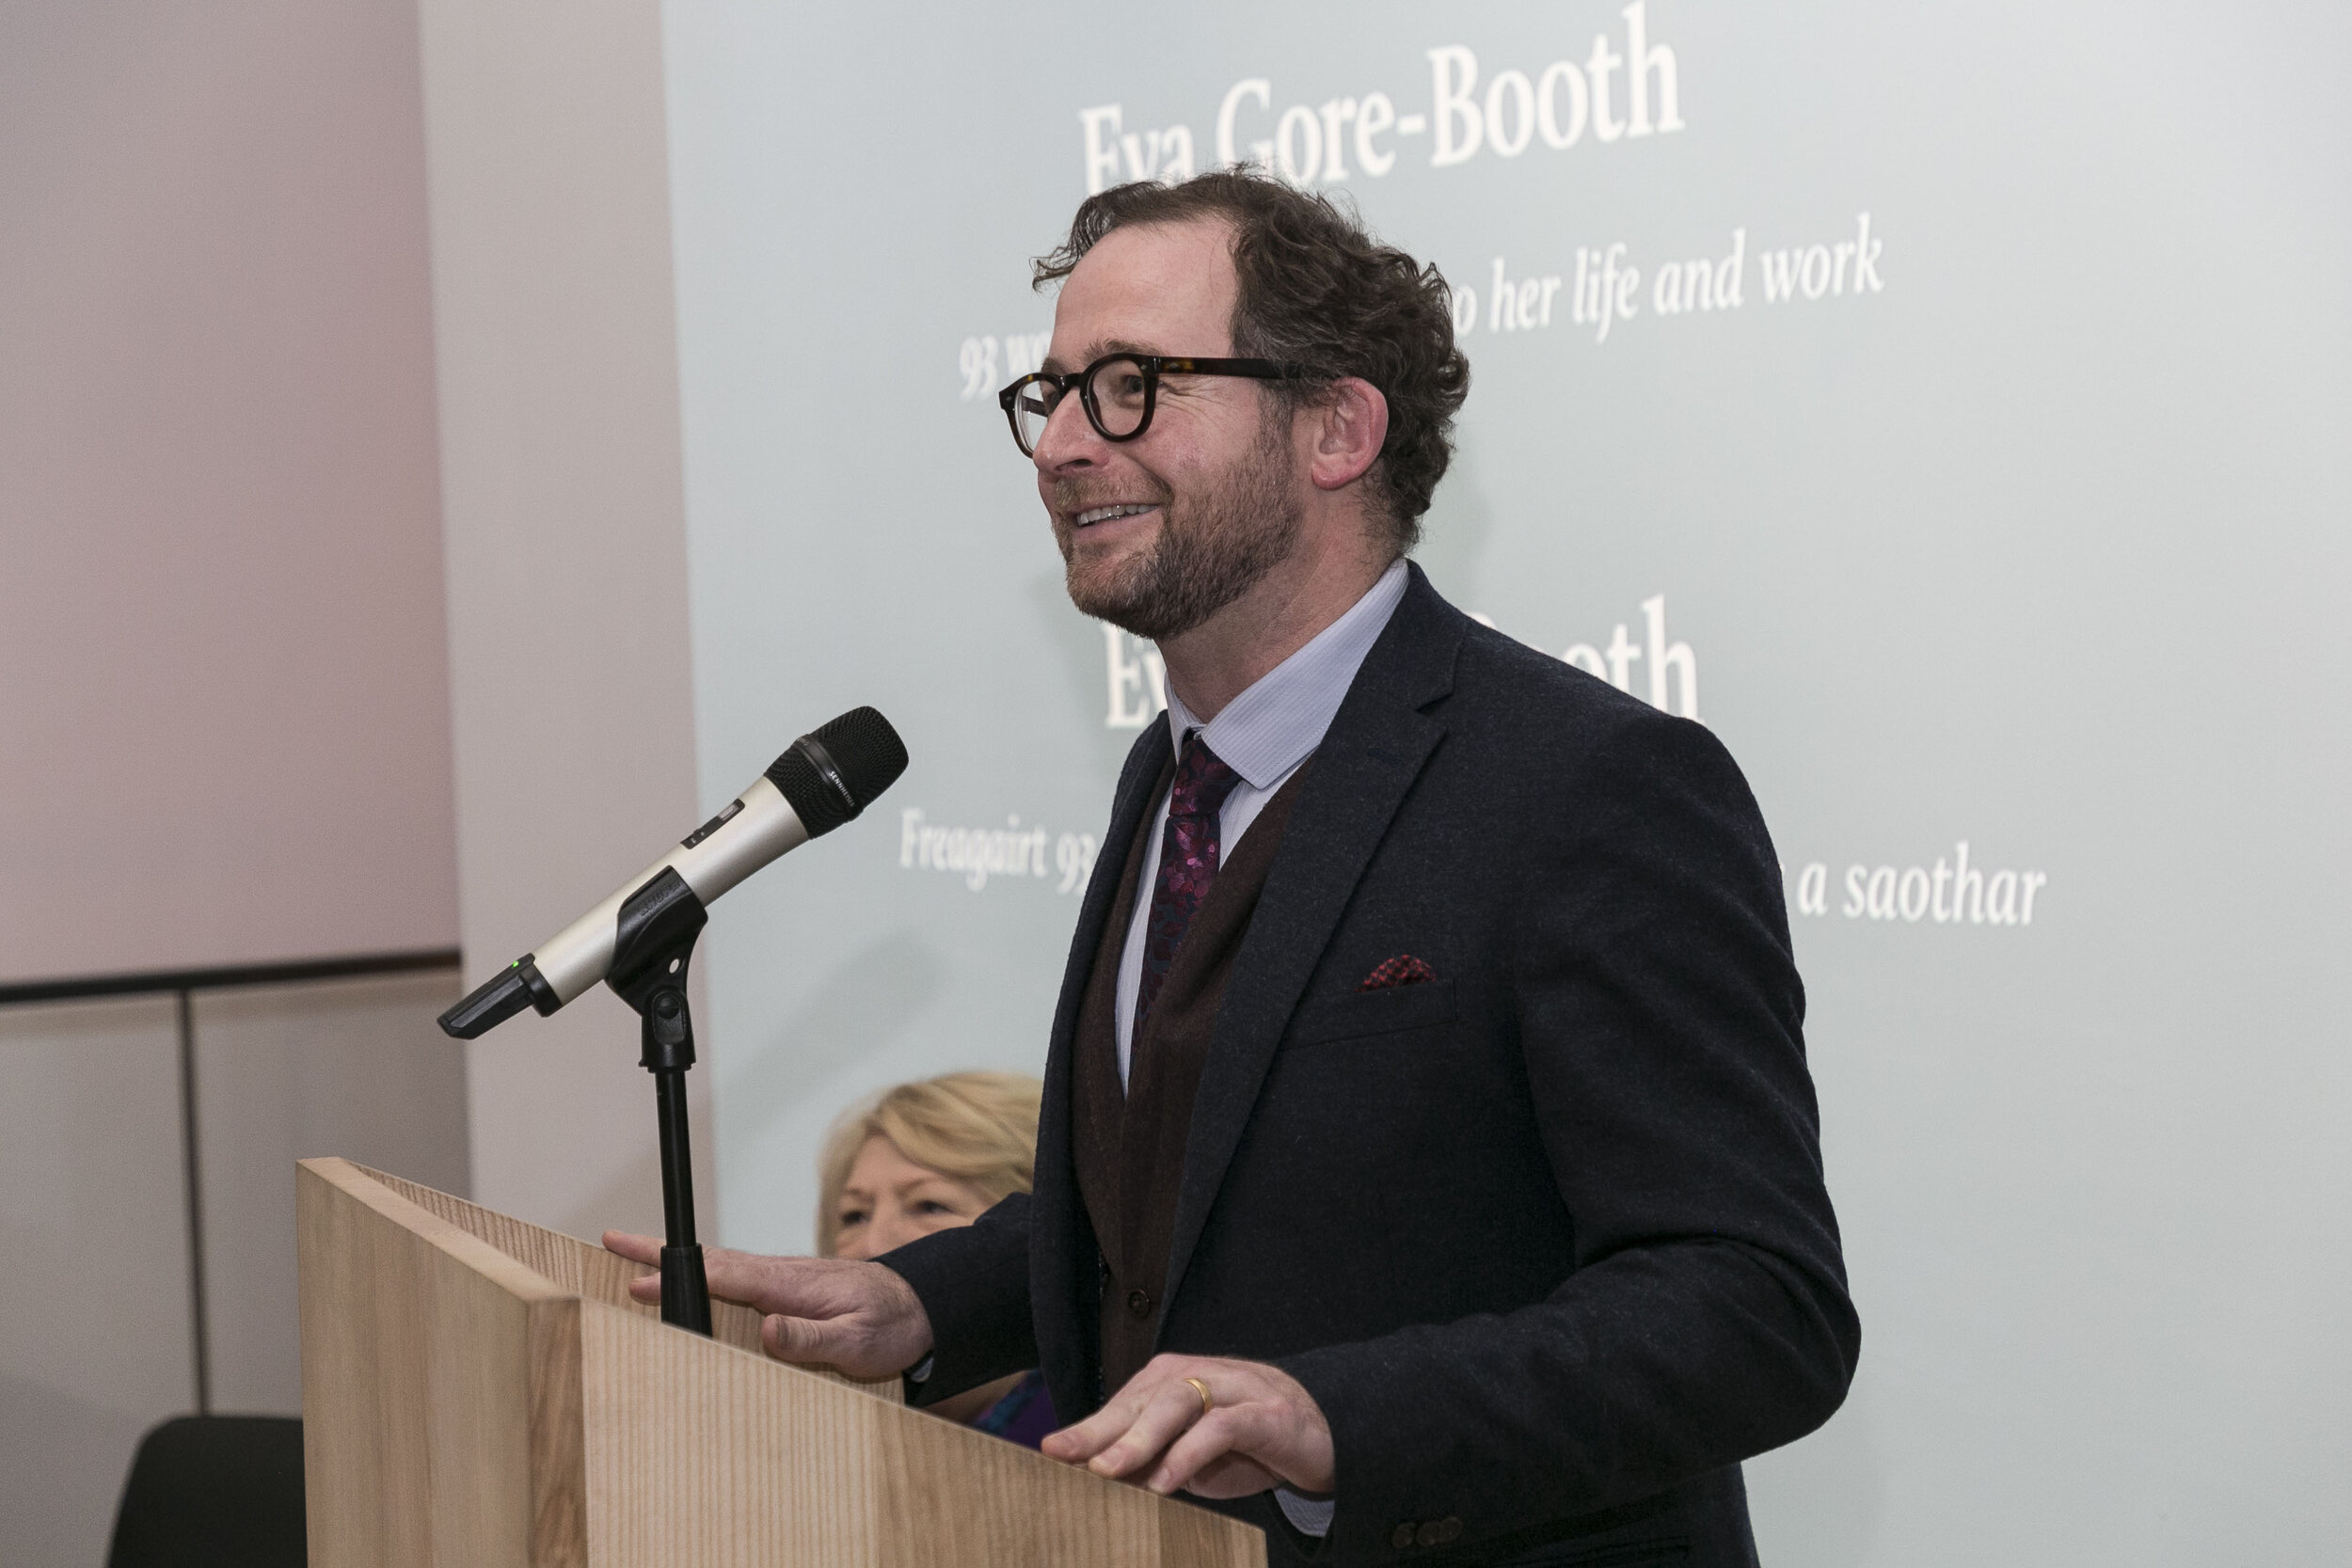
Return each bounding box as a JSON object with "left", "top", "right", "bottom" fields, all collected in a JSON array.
[{"left": 1359, "top": 954, "right": 1438, "bottom": 990}]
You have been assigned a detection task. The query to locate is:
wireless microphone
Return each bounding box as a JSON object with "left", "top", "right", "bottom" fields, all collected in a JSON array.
[{"left": 437, "top": 706, "right": 907, "bottom": 1039}]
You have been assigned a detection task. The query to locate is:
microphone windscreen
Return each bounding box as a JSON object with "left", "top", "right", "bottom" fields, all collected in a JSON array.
[{"left": 766, "top": 706, "right": 908, "bottom": 836}]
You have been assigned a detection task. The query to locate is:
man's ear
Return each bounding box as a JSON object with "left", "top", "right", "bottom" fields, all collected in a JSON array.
[{"left": 1305, "top": 377, "right": 1390, "bottom": 492}]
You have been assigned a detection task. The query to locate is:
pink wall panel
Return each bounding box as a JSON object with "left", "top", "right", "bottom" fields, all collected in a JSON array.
[{"left": 0, "top": 1, "right": 457, "bottom": 980}]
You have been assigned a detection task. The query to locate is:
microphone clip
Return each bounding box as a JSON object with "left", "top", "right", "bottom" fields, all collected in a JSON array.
[{"left": 608, "top": 866, "right": 707, "bottom": 1065}]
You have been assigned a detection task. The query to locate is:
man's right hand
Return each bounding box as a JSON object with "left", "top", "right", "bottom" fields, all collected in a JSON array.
[{"left": 602, "top": 1231, "right": 933, "bottom": 1380}]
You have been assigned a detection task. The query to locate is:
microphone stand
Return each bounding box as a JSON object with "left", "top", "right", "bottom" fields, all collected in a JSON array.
[{"left": 604, "top": 866, "right": 714, "bottom": 1335}]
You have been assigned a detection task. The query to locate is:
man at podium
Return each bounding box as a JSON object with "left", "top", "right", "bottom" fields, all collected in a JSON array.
[{"left": 611, "top": 170, "right": 1857, "bottom": 1566}]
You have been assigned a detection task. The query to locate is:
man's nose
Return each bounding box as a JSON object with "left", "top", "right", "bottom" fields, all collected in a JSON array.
[{"left": 1031, "top": 388, "right": 1105, "bottom": 474}]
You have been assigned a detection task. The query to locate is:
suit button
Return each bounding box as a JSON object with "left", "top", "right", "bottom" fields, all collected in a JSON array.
[
  {"left": 1391, "top": 1523, "right": 1419, "bottom": 1550},
  {"left": 1125, "top": 1289, "right": 1153, "bottom": 1318},
  {"left": 1415, "top": 1521, "right": 1446, "bottom": 1547},
  {"left": 1436, "top": 1517, "right": 1463, "bottom": 1544}
]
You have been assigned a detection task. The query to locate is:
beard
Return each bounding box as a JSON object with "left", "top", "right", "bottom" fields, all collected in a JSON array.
[{"left": 1053, "top": 412, "right": 1302, "bottom": 641}]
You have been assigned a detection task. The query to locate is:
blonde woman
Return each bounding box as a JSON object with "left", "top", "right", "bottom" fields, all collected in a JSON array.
[{"left": 817, "top": 1072, "right": 1056, "bottom": 1447}]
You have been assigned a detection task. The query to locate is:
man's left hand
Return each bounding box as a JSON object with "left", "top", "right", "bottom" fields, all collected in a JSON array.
[{"left": 1041, "top": 1354, "right": 1335, "bottom": 1500}]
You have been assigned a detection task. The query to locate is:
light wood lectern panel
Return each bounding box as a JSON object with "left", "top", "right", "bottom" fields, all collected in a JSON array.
[{"left": 297, "top": 1158, "right": 1263, "bottom": 1567}]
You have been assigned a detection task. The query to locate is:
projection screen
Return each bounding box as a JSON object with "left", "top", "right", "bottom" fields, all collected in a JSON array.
[{"left": 654, "top": 4, "right": 2350, "bottom": 1561}]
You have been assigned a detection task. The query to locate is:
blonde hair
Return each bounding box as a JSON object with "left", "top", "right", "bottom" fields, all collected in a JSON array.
[{"left": 815, "top": 1071, "right": 1042, "bottom": 1258}]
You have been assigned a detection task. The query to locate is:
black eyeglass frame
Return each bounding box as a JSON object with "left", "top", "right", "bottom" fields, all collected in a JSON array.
[{"left": 996, "top": 354, "right": 1316, "bottom": 456}]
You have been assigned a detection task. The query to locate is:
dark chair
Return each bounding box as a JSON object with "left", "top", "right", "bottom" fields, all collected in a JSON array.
[{"left": 107, "top": 1415, "right": 306, "bottom": 1568}]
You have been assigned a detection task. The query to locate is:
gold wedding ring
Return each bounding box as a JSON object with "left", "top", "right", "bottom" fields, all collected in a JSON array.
[{"left": 1182, "top": 1376, "right": 1215, "bottom": 1417}]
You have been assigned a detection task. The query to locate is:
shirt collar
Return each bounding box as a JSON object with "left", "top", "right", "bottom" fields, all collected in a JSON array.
[{"left": 1163, "top": 559, "right": 1411, "bottom": 789}]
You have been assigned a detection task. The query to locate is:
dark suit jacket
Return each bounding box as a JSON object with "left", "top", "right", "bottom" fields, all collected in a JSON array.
[{"left": 884, "top": 565, "right": 1859, "bottom": 1566}]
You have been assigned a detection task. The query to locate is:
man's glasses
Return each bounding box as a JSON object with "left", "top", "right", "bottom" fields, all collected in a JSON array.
[{"left": 997, "top": 354, "right": 1314, "bottom": 457}]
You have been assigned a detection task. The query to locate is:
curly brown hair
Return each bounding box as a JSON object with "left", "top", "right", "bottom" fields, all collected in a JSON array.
[{"left": 1033, "top": 170, "right": 1470, "bottom": 553}]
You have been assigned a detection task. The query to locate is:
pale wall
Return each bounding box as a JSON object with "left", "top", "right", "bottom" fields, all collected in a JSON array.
[
  {"left": 0, "top": 0, "right": 458, "bottom": 982},
  {"left": 0, "top": 7, "right": 471, "bottom": 1560},
  {"left": 0, "top": 998, "right": 191, "bottom": 1565},
  {"left": 415, "top": 0, "right": 713, "bottom": 1240}
]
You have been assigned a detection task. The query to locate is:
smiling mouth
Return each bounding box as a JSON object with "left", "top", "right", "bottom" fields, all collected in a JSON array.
[{"left": 1073, "top": 503, "right": 1159, "bottom": 528}]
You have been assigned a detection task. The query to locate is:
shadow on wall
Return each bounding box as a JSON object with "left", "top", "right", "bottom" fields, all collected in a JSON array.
[{"left": 727, "top": 931, "right": 951, "bottom": 1149}]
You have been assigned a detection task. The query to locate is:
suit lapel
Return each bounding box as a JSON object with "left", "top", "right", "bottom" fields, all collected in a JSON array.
[
  {"left": 1158, "top": 565, "right": 1465, "bottom": 1317},
  {"left": 1048, "top": 721, "right": 1173, "bottom": 1065}
]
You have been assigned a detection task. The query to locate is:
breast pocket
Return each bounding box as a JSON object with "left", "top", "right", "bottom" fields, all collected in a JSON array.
[{"left": 1285, "top": 978, "right": 1456, "bottom": 1048}]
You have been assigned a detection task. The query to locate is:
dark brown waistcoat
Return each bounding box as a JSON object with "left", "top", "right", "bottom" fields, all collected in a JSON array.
[{"left": 1071, "top": 760, "right": 1309, "bottom": 1399}]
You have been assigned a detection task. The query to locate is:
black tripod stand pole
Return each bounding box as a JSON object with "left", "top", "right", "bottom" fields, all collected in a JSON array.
[
  {"left": 605, "top": 866, "right": 716, "bottom": 1336},
  {"left": 642, "top": 987, "right": 712, "bottom": 1335}
]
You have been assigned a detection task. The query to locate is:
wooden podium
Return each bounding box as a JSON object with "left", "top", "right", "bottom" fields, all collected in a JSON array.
[{"left": 297, "top": 1158, "right": 1264, "bottom": 1567}]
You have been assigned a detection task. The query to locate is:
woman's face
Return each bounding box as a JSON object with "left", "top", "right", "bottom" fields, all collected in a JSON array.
[{"left": 831, "top": 1135, "right": 992, "bottom": 1260}]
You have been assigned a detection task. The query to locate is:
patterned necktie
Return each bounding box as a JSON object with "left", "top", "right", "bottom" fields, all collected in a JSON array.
[{"left": 1134, "top": 732, "right": 1243, "bottom": 1037}]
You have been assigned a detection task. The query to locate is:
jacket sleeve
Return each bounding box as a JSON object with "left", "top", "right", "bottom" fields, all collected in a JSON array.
[
  {"left": 1277, "top": 707, "right": 1861, "bottom": 1561},
  {"left": 874, "top": 1190, "right": 1040, "bottom": 1406}
]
